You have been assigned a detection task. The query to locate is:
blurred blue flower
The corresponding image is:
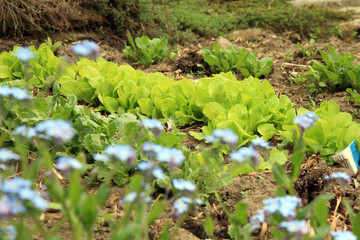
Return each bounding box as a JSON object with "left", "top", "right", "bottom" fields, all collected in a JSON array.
[
  {"left": 156, "top": 147, "right": 185, "bottom": 166},
  {"left": 194, "top": 199, "right": 205, "bottom": 205},
  {"left": 206, "top": 129, "right": 238, "bottom": 147},
  {"left": 279, "top": 220, "right": 309, "bottom": 237},
  {"left": 14, "top": 47, "right": 35, "bottom": 62},
  {"left": 1, "top": 176, "right": 48, "bottom": 214},
  {"left": 250, "top": 209, "right": 265, "bottom": 230},
  {"left": 173, "top": 197, "right": 190, "bottom": 214},
  {"left": 0, "top": 148, "right": 20, "bottom": 162},
  {"left": 12, "top": 125, "right": 37, "bottom": 139},
  {"left": 71, "top": 40, "right": 100, "bottom": 58},
  {"left": 32, "top": 195, "right": 48, "bottom": 210},
  {"left": 105, "top": 144, "right": 136, "bottom": 162},
  {"left": 330, "top": 230, "right": 357, "bottom": 240},
  {"left": 251, "top": 137, "right": 270, "bottom": 148},
  {"left": 0, "top": 86, "right": 33, "bottom": 100},
  {"left": 142, "top": 142, "right": 163, "bottom": 158},
  {"left": 18, "top": 188, "right": 35, "bottom": 200},
  {"left": 263, "top": 198, "right": 279, "bottom": 214},
  {"left": 139, "top": 119, "right": 164, "bottom": 134},
  {"left": 230, "top": 146, "right": 259, "bottom": 165},
  {"left": 56, "top": 156, "right": 82, "bottom": 171},
  {"left": 11, "top": 88, "right": 33, "bottom": 100},
  {"left": 152, "top": 167, "right": 165, "bottom": 179},
  {"left": 294, "top": 112, "right": 318, "bottom": 130},
  {"left": 0, "top": 86, "right": 12, "bottom": 97},
  {"left": 263, "top": 196, "right": 301, "bottom": 218},
  {"left": 2, "top": 177, "right": 32, "bottom": 194},
  {"left": 172, "top": 179, "right": 196, "bottom": 191},
  {"left": 9, "top": 197, "right": 26, "bottom": 214},
  {"left": 122, "top": 192, "right": 137, "bottom": 204},
  {"left": 93, "top": 153, "right": 109, "bottom": 162},
  {"left": 0, "top": 196, "right": 11, "bottom": 217},
  {"left": 305, "top": 111, "right": 319, "bottom": 120},
  {"left": 324, "top": 171, "right": 351, "bottom": 186},
  {"left": 137, "top": 161, "right": 153, "bottom": 171},
  {"left": 35, "top": 119, "right": 75, "bottom": 143}
]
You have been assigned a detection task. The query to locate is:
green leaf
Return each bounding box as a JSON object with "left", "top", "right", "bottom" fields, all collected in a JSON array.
[
  {"left": 233, "top": 201, "right": 248, "bottom": 225},
  {"left": 313, "top": 225, "right": 330, "bottom": 240},
  {"left": 203, "top": 216, "right": 214, "bottom": 237},
  {"left": 314, "top": 198, "right": 329, "bottom": 226},
  {"left": 60, "top": 79, "right": 80, "bottom": 97},
  {"left": 257, "top": 123, "right": 276, "bottom": 140},
  {"left": 0, "top": 65, "right": 12, "bottom": 79},
  {"left": 203, "top": 102, "right": 227, "bottom": 121},
  {"left": 84, "top": 134, "right": 103, "bottom": 153},
  {"left": 81, "top": 196, "right": 98, "bottom": 232},
  {"left": 147, "top": 200, "right": 166, "bottom": 225},
  {"left": 290, "top": 151, "right": 305, "bottom": 180},
  {"left": 138, "top": 98, "right": 153, "bottom": 116},
  {"left": 102, "top": 96, "right": 119, "bottom": 113},
  {"left": 318, "top": 82, "right": 327, "bottom": 87},
  {"left": 272, "top": 162, "right": 291, "bottom": 189},
  {"left": 96, "top": 183, "right": 111, "bottom": 206},
  {"left": 352, "top": 212, "right": 360, "bottom": 238},
  {"left": 240, "top": 68, "right": 250, "bottom": 78},
  {"left": 126, "top": 29, "right": 137, "bottom": 52}
]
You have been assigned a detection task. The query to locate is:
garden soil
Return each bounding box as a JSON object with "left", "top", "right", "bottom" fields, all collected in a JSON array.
[{"left": 3, "top": 10, "right": 360, "bottom": 240}]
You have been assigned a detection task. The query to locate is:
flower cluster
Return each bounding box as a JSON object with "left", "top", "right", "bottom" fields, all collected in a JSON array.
[
  {"left": 56, "top": 157, "right": 82, "bottom": 172},
  {"left": 93, "top": 144, "right": 137, "bottom": 164},
  {"left": 0, "top": 86, "right": 33, "bottom": 100},
  {"left": 230, "top": 146, "right": 259, "bottom": 165},
  {"left": 330, "top": 230, "right": 357, "bottom": 240},
  {"left": 122, "top": 191, "right": 152, "bottom": 204},
  {"left": 279, "top": 220, "right": 309, "bottom": 238},
  {"left": 71, "top": 40, "right": 100, "bottom": 59},
  {"left": 172, "top": 196, "right": 204, "bottom": 216},
  {"left": 142, "top": 142, "right": 185, "bottom": 168},
  {"left": 294, "top": 111, "right": 319, "bottom": 130},
  {"left": 205, "top": 129, "right": 238, "bottom": 148},
  {"left": 0, "top": 177, "right": 48, "bottom": 218},
  {"left": 324, "top": 171, "right": 351, "bottom": 186},
  {"left": 135, "top": 142, "right": 186, "bottom": 183},
  {"left": 0, "top": 149, "right": 20, "bottom": 163},
  {"left": 263, "top": 195, "right": 301, "bottom": 217},
  {"left": 172, "top": 179, "right": 196, "bottom": 191},
  {"left": 0, "top": 148, "right": 20, "bottom": 170},
  {"left": 251, "top": 137, "right": 271, "bottom": 148},
  {"left": 251, "top": 195, "right": 302, "bottom": 230},
  {"left": 250, "top": 209, "right": 265, "bottom": 229},
  {"left": 139, "top": 119, "right": 164, "bottom": 137},
  {"left": 230, "top": 137, "right": 271, "bottom": 166},
  {"left": 13, "top": 119, "right": 75, "bottom": 144},
  {"left": 13, "top": 47, "right": 35, "bottom": 62},
  {"left": 137, "top": 161, "right": 165, "bottom": 180}
]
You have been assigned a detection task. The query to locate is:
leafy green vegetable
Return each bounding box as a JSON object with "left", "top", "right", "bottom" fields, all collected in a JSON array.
[
  {"left": 200, "top": 44, "right": 273, "bottom": 78},
  {"left": 0, "top": 42, "right": 63, "bottom": 88},
  {"left": 123, "top": 30, "right": 175, "bottom": 67},
  {"left": 301, "top": 46, "right": 360, "bottom": 91},
  {"left": 280, "top": 101, "right": 360, "bottom": 164}
]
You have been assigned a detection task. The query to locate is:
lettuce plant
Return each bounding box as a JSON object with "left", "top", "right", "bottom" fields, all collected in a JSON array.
[
  {"left": 0, "top": 41, "right": 63, "bottom": 88},
  {"left": 123, "top": 30, "right": 175, "bottom": 67},
  {"left": 200, "top": 44, "right": 273, "bottom": 78},
  {"left": 302, "top": 46, "right": 360, "bottom": 91},
  {"left": 280, "top": 101, "right": 360, "bottom": 164}
]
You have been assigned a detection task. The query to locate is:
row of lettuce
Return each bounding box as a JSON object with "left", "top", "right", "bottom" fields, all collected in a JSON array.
[{"left": 1, "top": 43, "right": 359, "bottom": 164}]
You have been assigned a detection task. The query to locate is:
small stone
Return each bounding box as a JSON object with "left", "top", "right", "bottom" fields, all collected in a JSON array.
[{"left": 216, "top": 36, "right": 232, "bottom": 49}]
